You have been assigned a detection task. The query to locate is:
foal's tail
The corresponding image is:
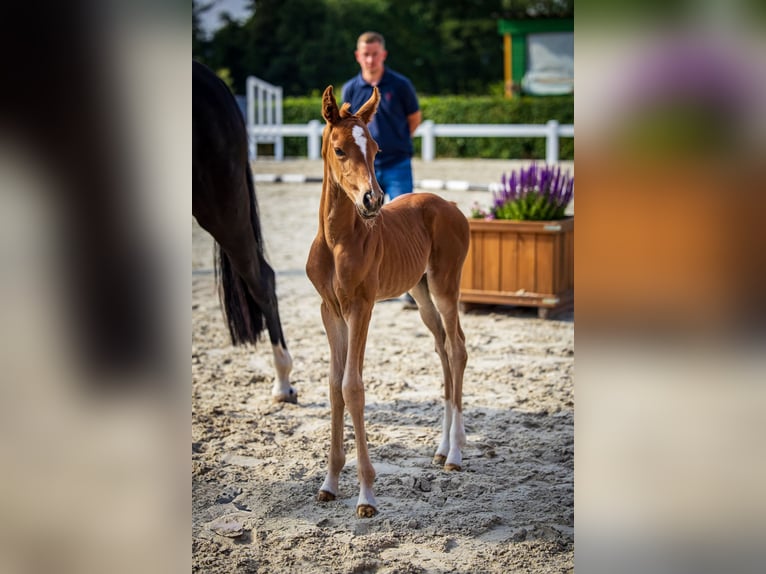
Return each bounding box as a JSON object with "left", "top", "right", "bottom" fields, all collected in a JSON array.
[{"left": 215, "top": 166, "right": 267, "bottom": 346}]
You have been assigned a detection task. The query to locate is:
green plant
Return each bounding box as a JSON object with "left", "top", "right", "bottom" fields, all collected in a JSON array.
[
  {"left": 471, "top": 163, "right": 573, "bottom": 221},
  {"left": 215, "top": 68, "right": 235, "bottom": 92}
]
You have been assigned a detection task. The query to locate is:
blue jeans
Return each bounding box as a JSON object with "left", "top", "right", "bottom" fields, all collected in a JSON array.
[{"left": 375, "top": 157, "right": 414, "bottom": 202}]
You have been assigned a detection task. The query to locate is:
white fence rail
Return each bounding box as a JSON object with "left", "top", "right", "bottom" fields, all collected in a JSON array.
[
  {"left": 248, "top": 119, "right": 573, "bottom": 164},
  {"left": 416, "top": 120, "right": 574, "bottom": 164}
]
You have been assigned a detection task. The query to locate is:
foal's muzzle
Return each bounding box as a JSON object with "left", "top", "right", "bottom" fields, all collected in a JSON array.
[{"left": 359, "top": 189, "right": 383, "bottom": 219}]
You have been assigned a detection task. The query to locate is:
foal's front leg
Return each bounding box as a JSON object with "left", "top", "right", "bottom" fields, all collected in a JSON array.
[
  {"left": 343, "top": 303, "right": 378, "bottom": 517},
  {"left": 318, "top": 302, "right": 348, "bottom": 502}
]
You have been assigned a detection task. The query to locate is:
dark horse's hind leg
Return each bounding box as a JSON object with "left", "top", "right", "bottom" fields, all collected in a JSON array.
[
  {"left": 193, "top": 60, "right": 295, "bottom": 403},
  {"left": 201, "top": 217, "right": 296, "bottom": 403},
  {"left": 233, "top": 248, "right": 294, "bottom": 402}
]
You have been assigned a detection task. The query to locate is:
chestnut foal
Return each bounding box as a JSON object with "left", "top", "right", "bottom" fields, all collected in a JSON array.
[{"left": 306, "top": 86, "right": 469, "bottom": 517}]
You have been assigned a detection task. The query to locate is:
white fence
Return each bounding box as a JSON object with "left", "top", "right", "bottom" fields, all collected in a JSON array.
[
  {"left": 416, "top": 120, "right": 574, "bottom": 164},
  {"left": 245, "top": 76, "right": 283, "bottom": 160},
  {"left": 248, "top": 119, "right": 573, "bottom": 163}
]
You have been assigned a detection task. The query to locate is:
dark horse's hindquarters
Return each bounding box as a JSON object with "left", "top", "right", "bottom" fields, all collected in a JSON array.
[{"left": 192, "top": 61, "right": 296, "bottom": 403}]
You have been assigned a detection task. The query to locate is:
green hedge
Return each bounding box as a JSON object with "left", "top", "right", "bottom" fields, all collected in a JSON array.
[{"left": 273, "top": 94, "right": 573, "bottom": 160}]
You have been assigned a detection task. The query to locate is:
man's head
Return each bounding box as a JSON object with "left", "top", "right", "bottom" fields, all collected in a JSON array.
[{"left": 355, "top": 31, "right": 387, "bottom": 82}]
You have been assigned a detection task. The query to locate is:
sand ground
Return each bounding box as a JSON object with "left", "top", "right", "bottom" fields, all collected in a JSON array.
[{"left": 192, "top": 159, "right": 574, "bottom": 573}]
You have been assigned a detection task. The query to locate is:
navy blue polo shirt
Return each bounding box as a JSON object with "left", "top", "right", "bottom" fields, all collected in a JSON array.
[{"left": 341, "top": 69, "right": 419, "bottom": 169}]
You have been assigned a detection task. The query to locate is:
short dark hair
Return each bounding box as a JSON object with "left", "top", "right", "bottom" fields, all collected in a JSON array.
[{"left": 357, "top": 31, "right": 385, "bottom": 49}]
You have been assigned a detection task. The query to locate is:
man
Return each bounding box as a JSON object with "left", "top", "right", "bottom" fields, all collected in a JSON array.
[
  {"left": 342, "top": 31, "right": 422, "bottom": 309},
  {"left": 342, "top": 31, "right": 422, "bottom": 202}
]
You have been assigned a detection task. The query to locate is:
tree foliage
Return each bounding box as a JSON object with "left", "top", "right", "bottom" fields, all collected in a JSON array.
[{"left": 193, "top": 0, "right": 573, "bottom": 96}]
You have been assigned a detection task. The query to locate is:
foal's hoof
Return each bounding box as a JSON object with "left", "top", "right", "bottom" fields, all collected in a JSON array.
[
  {"left": 272, "top": 388, "right": 298, "bottom": 404},
  {"left": 432, "top": 454, "right": 447, "bottom": 466},
  {"left": 444, "top": 463, "right": 462, "bottom": 472},
  {"left": 317, "top": 490, "right": 336, "bottom": 502},
  {"left": 356, "top": 504, "right": 378, "bottom": 518}
]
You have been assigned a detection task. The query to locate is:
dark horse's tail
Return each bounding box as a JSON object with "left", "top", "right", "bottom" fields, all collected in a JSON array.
[{"left": 214, "top": 166, "right": 268, "bottom": 346}]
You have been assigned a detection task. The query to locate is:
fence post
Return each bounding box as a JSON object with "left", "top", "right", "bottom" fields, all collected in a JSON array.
[
  {"left": 546, "top": 120, "right": 559, "bottom": 164},
  {"left": 246, "top": 77, "right": 256, "bottom": 160},
  {"left": 307, "top": 120, "right": 321, "bottom": 160},
  {"left": 246, "top": 76, "right": 284, "bottom": 161},
  {"left": 275, "top": 86, "right": 284, "bottom": 161},
  {"left": 420, "top": 120, "right": 435, "bottom": 162}
]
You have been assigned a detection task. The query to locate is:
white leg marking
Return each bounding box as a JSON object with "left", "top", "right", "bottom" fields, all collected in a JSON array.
[
  {"left": 320, "top": 474, "right": 339, "bottom": 497},
  {"left": 270, "top": 344, "right": 297, "bottom": 402},
  {"left": 436, "top": 400, "right": 453, "bottom": 458},
  {"left": 357, "top": 483, "right": 378, "bottom": 511},
  {"left": 446, "top": 407, "right": 465, "bottom": 468}
]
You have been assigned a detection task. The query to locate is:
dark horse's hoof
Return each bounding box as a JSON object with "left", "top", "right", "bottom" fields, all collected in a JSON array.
[{"left": 273, "top": 388, "right": 298, "bottom": 404}]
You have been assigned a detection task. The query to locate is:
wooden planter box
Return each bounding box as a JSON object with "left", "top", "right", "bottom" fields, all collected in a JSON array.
[{"left": 460, "top": 217, "right": 574, "bottom": 318}]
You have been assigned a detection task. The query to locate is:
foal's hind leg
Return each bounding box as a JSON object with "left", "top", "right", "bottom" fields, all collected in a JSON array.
[
  {"left": 417, "top": 273, "right": 467, "bottom": 471},
  {"left": 433, "top": 292, "right": 467, "bottom": 471},
  {"left": 410, "top": 277, "right": 461, "bottom": 470}
]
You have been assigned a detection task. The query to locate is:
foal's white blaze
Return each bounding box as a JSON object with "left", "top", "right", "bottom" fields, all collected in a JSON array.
[
  {"left": 351, "top": 125, "right": 375, "bottom": 192},
  {"left": 352, "top": 125, "right": 367, "bottom": 160}
]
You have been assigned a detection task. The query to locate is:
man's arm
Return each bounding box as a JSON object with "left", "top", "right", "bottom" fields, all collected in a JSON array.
[{"left": 407, "top": 110, "right": 422, "bottom": 136}]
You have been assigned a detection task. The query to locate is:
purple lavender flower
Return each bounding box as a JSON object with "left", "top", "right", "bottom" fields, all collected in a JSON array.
[{"left": 473, "top": 163, "right": 574, "bottom": 221}]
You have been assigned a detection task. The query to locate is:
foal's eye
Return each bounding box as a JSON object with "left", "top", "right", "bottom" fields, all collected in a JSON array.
[{"left": 334, "top": 147, "right": 345, "bottom": 157}]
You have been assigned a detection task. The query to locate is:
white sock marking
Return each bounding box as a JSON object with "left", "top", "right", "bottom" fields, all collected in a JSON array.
[
  {"left": 447, "top": 408, "right": 465, "bottom": 468},
  {"left": 271, "top": 344, "right": 295, "bottom": 399},
  {"left": 436, "top": 401, "right": 453, "bottom": 457}
]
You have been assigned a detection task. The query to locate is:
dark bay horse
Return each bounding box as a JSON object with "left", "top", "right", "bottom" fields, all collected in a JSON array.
[
  {"left": 306, "top": 86, "right": 469, "bottom": 517},
  {"left": 192, "top": 61, "right": 296, "bottom": 403}
]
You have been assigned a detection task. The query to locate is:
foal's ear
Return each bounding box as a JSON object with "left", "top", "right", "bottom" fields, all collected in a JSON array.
[
  {"left": 356, "top": 87, "right": 380, "bottom": 125},
  {"left": 322, "top": 85, "right": 340, "bottom": 124}
]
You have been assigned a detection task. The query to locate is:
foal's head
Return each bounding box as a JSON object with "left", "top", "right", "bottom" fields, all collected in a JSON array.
[{"left": 321, "top": 85, "right": 384, "bottom": 220}]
